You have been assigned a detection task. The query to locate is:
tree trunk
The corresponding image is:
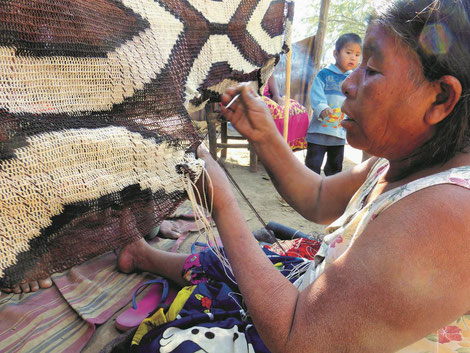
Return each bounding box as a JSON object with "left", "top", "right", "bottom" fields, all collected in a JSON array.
[{"left": 313, "top": 0, "right": 330, "bottom": 72}]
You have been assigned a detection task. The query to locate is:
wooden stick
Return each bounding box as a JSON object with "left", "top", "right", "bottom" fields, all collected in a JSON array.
[{"left": 283, "top": 40, "right": 292, "bottom": 141}]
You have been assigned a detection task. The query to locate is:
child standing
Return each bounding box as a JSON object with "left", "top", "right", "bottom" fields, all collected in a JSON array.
[{"left": 305, "top": 33, "right": 362, "bottom": 175}]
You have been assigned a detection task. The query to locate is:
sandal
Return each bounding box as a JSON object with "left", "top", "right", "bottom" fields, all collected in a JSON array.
[{"left": 115, "top": 279, "right": 176, "bottom": 331}]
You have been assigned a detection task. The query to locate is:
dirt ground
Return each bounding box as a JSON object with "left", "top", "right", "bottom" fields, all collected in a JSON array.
[{"left": 82, "top": 136, "right": 361, "bottom": 352}]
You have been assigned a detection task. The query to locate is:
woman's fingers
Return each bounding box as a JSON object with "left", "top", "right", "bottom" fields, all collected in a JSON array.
[
  {"left": 196, "top": 143, "right": 213, "bottom": 161},
  {"left": 220, "top": 86, "right": 244, "bottom": 109},
  {"left": 220, "top": 83, "right": 277, "bottom": 145},
  {"left": 221, "top": 86, "right": 251, "bottom": 122},
  {"left": 220, "top": 94, "right": 241, "bottom": 121},
  {"left": 220, "top": 84, "right": 255, "bottom": 112}
]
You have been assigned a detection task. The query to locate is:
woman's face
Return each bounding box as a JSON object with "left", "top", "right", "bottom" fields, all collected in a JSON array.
[{"left": 341, "top": 24, "right": 437, "bottom": 160}]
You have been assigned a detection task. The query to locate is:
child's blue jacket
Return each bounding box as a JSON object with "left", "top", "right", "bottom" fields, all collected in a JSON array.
[{"left": 307, "top": 64, "right": 352, "bottom": 142}]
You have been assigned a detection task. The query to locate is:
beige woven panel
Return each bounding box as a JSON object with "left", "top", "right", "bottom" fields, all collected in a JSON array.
[{"left": 0, "top": 0, "right": 292, "bottom": 286}]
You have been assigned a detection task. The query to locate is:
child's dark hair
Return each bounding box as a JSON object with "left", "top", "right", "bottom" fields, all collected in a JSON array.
[{"left": 335, "top": 33, "right": 362, "bottom": 52}]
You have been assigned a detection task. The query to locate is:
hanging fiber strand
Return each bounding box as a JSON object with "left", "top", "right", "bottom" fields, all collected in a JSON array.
[{"left": 182, "top": 164, "right": 237, "bottom": 285}]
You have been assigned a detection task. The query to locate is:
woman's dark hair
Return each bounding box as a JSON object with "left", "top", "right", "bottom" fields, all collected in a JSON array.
[
  {"left": 372, "top": 0, "right": 470, "bottom": 171},
  {"left": 335, "top": 33, "right": 362, "bottom": 52}
]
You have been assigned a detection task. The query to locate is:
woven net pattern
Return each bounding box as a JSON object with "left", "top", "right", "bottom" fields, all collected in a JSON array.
[{"left": 0, "top": 0, "right": 292, "bottom": 287}]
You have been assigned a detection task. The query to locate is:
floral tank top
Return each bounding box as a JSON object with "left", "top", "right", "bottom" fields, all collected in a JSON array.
[{"left": 294, "top": 158, "right": 470, "bottom": 352}]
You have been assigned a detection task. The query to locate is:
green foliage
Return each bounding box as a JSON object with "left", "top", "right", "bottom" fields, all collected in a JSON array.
[{"left": 293, "top": 0, "right": 374, "bottom": 63}]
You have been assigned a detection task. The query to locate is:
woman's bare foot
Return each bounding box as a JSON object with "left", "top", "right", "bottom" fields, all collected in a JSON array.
[
  {"left": 1, "top": 278, "right": 53, "bottom": 294},
  {"left": 158, "top": 220, "right": 182, "bottom": 239},
  {"left": 147, "top": 220, "right": 183, "bottom": 240},
  {"left": 117, "top": 237, "right": 189, "bottom": 287},
  {"left": 117, "top": 238, "right": 150, "bottom": 274}
]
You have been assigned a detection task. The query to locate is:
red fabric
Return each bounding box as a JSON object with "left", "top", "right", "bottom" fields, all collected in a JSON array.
[{"left": 265, "top": 238, "right": 321, "bottom": 260}]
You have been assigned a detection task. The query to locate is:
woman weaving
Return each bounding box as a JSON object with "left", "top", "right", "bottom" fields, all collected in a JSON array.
[{"left": 119, "top": 0, "right": 470, "bottom": 351}]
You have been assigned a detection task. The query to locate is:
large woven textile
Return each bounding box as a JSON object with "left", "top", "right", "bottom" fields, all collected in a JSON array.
[{"left": 0, "top": 0, "right": 292, "bottom": 287}]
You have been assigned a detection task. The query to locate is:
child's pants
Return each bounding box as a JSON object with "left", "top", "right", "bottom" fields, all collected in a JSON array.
[{"left": 305, "top": 142, "right": 344, "bottom": 175}]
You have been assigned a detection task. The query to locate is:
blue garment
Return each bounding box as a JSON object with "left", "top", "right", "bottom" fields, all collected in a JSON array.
[{"left": 307, "top": 64, "right": 352, "bottom": 144}]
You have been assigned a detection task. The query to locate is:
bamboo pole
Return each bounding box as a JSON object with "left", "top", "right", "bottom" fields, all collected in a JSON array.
[
  {"left": 313, "top": 0, "right": 330, "bottom": 73},
  {"left": 283, "top": 40, "right": 292, "bottom": 141}
]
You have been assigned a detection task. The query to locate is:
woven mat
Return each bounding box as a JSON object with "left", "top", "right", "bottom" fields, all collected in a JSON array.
[{"left": 0, "top": 215, "right": 207, "bottom": 353}]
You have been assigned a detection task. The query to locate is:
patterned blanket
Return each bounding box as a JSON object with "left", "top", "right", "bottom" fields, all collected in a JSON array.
[{"left": 0, "top": 0, "right": 292, "bottom": 287}]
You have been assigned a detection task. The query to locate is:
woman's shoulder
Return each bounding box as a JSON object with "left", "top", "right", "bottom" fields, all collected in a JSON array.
[
  {"left": 374, "top": 154, "right": 470, "bottom": 199},
  {"left": 371, "top": 157, "right": 470, "bottom": 239},
  {"left": 415, "top": 164, "right": 470, "bottom": 188},
  {"left": 405, "top": 155, "right": 470, "bottom": 192}
]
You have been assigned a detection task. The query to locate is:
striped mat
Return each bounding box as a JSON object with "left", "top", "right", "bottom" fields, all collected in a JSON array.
[
  {"left": 0, "top": 215, "right": 204, "bottom": 353},
  {"left": 0, "top": 251, "right": 154, "bottom": 353}
]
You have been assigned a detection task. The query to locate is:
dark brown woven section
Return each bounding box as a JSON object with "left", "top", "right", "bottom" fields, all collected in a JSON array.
[
  {"left": 0, "top": 0, "right": 291, "bottom": 287},
  {"left": 0, "top": 0, "right": 150, "bottom": 57}
]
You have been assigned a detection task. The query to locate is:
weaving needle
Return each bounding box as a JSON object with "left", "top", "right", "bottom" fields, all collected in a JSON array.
[
  {"left": 224, "top": 94, "right": 240, "bottom": 110},
  {"left": 216, "top": 93, "right": 240, "bottom": 123}
]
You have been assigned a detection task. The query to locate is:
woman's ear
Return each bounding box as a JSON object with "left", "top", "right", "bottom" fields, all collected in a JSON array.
[{"left": 425, "top": 75, "right": 462, "bottom": 125}]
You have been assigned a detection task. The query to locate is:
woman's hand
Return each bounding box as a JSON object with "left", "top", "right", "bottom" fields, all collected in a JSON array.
[
  {"left": 195, "top": 144, "right": 237, "bottom": 213},
  {"left": 220, "top": 85, "right": 278, "bottom": 145}
]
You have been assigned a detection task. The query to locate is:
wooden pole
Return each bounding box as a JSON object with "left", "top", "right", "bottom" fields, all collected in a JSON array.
[
  {"left": 206, "top": 104, "right": 218, "bottom": 159},
  {"left": 312, "top": 0, "right": 330, "bottom": 73},
  {"left": 282, "top": 40, "right": 292, "bottom": 141}
]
